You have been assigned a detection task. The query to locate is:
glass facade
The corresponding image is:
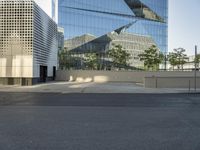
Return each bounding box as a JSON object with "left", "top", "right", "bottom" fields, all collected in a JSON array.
[{"left": 58, "top": 0, "right": 168, "bottom": 68}]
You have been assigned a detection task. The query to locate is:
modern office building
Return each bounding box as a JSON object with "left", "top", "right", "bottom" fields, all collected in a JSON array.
[
  {"left": 0, "top": 0, "right": 58, "bottom": 85},
  {"left": 58, "top": 0, "right": 168, "bottom": 64}
]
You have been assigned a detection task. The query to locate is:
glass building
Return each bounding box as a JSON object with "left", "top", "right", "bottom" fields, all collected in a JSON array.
[{"left": 58, "top": 0, "right": 168, "bottom": 68}]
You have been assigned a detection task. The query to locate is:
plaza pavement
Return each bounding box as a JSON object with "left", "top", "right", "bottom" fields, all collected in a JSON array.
[{"left": 0, "top": 81, "right": 199, "bottom": 93}]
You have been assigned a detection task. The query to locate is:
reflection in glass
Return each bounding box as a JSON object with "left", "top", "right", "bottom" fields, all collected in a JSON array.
[{"left": 58, "top": 0, "right": 168, "bottom": 69}]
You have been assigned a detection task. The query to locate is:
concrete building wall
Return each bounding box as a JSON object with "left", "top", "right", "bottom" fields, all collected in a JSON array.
[
  {"left": 33, "top": 1, "right": 58, "bottom": 79},
  {"left": 0, "top": 0, "right": 58, "bottom": 85}
]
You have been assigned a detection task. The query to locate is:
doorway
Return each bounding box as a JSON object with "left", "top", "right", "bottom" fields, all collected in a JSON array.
[
  {"left": 40, "top": 66, "right": 47, "bottom": 82},
  {"left": 53, "top": 66, "right": 56, "bottom": 80}
]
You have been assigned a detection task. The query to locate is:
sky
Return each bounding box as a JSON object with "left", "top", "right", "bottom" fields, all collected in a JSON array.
[{"left": 169, "top": 0, "right": 200, "bottom": 55}]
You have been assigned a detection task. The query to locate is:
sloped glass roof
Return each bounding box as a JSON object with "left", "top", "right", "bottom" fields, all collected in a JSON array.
[{"left": 124, "top": 0, "right": 165, "bottom": 22}]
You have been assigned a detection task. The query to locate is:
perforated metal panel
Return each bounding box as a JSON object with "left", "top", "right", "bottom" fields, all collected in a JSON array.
[
  {"left": 0, "top": 0, "right": 58, "bottom": 78},
  {"left": 0, "top": 0, "right": 33, "bottom": 57}
]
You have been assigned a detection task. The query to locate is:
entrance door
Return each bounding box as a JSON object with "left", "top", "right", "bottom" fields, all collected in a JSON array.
[
  {"left": 53, "top": 66, "right": 56, "bottom": 80},
  {"left": 40, "top": 66, "right": 47, "bottom": 82}
]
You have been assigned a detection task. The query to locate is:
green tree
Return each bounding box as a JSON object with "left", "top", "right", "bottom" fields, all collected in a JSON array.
[
  {"left": 107, "top": 44, "right": 131, "bottom": 69},
  {"left": 194, "top": 54, "right": 200, "bottom": 69},
  {"left": 58, "top": 51, "right": 76, "bottom": 70},
  {"left": 171, "top": 48, "right": 188, "bottom": 70},
  {"left": 84, "top": 53, "right": 98, "bottom": 70},
  {"left": 194, "top": 54, "right": 200, "bottom": 63},
  {"left": 168, "top": 52, "right": 177, "bottom": 70},
  {"left": 58, "top": 50, "right": 68, "bottom": 69},
  {"left": 138, "top": 45, "right": 164, "bottom": 71}
]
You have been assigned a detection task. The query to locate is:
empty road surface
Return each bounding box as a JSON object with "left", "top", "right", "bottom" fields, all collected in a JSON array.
[{"left": 0, "top": 93, "right": 200, "bottom": 150}]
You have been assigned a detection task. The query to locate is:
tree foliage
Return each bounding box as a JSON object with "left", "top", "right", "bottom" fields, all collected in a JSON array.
[
  {"left": 168, "top": 48, "right": 188, "bottom": 70},
  {"left": 194, "top": 54, "right": 200, "bottom": 69},
  {"left": 84, "top": 53, "right": 98, "bottom": 70},
  {"left": 58, "top": 50, "right": 70, "bottom": 69},
  {"left": 194, "top": 54, "right": 200, "bottom": 63},
  {"left": 58, "top": 51, "right": 79, "bottom": 70},
  {"left": 168, "top": 52, "right": 177, "bottom": 70},
  {"left": 107, "top": 44, "right": 131, "bottom": 69},
  {"left": 138, "top": 45, "right": 164, "bottom": 70}
]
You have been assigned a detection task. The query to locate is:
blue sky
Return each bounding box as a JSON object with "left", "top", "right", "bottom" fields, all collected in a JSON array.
[{"left": 169, "top": 0, "right": 200, "bottom": 55}]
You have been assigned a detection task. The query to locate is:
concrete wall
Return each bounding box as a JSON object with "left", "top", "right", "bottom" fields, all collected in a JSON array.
[
  {"left": 56, "top": 70, "right": 145, "bottom": 83},
  {"left": 56, "top": 70, "right": 200, "bottom": 84},
  {"left": 145, "top": 77, "right": 200, "bottom": 88}
]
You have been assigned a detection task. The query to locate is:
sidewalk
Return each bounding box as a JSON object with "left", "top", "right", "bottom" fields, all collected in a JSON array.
[{"left": 0, "top": 82, "right": 199, "bottom": 93}]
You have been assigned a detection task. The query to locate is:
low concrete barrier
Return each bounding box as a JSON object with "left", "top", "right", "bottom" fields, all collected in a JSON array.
[
  {"left": 56, "top": 70, "right": 200, "bottom": 88},
  {"left": 144, "top": 76, "right": 200, "bottom": 88},
  {"left": 56, "top": 70, "right": 146, "bottom": 83}
]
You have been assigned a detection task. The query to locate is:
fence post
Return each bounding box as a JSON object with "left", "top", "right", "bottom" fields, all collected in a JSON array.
[
  {"left": 155, "top": 77, "right": 158, "bottom": 88},
  {"left": 188, "top": 80, "right": 191, "bottom": 93}
]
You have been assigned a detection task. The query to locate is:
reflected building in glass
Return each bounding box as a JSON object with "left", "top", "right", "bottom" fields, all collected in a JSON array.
[{"left": 58, "top": 0, "right": 168, "bottom": 68}]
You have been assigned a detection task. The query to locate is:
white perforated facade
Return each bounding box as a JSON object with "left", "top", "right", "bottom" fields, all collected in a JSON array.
[{"left": 0, "top": 0, "right": 58, "bottom": 85}]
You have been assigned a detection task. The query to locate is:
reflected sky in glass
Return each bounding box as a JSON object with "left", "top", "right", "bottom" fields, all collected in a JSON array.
[{"left": 58, "top": 0, "right": 168, "bottom": 53}]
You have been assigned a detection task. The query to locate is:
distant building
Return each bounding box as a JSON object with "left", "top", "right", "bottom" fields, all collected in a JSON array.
[
  {"left": 108, "top": 32, "right": 156, "bottom": 68},
  {"left": 176, "top": 55, "right": 200, "bottom": 71},
  {"left": 160, "top": 55, "right": 200, "bottom": 71},
  {"left": 64, "top": 32, "right": 156, "bottom": 68},
  {"left": 0, "top": 0, "right": 58, "bottom": 85},
  {"left": 64, "top": 34, "right": 96, "bottom": 52}
]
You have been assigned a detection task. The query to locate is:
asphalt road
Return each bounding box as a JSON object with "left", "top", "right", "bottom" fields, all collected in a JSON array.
[{"left": 0, "top": 93, "right": 200, "bottom": 150}]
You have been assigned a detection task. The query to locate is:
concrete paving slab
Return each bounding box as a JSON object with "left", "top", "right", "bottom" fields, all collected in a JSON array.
[{"left": 0, "top": 81, "right": 200, "bottom": 93}]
